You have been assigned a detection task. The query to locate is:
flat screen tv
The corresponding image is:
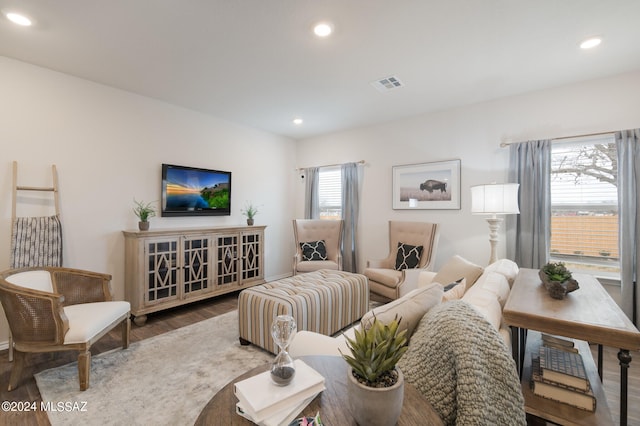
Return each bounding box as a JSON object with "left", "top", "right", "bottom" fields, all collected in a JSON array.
[{"left": 161, "top": 163, "right": 231, "bottom": 217}]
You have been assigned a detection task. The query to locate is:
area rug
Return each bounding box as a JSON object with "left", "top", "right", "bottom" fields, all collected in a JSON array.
[{"left": 35, "top": 310, "right": 274, "bottom": 426}]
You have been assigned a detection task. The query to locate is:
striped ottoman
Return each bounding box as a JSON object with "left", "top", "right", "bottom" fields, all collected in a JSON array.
[{"left": 238, "top": 269, "right": 369, "bottom": 354}]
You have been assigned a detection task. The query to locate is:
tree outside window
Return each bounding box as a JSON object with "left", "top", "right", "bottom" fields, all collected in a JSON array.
[{"left": 550, "top": 135, "right": 619, "bottom": 278}]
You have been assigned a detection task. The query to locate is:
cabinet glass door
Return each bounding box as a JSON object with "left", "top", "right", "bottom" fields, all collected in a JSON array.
[
  {"left": 242, "top": 231, "right": 263, "bottom": 282},
  {"left": 182, "top": 235, "right": 212, "bottom": 295},
  {"left": 145, "top": 238, "right": 179, "bottom": 303},
  {"left": 216, "top": 234, "right": 238, "bottom": 286}
]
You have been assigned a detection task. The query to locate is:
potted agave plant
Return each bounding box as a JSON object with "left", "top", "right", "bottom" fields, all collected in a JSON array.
[
  {"left": 340, "top": 315, "right": 408, "bottom": 426},
  {"left": 133, "top": 199, "right": 156, "bottom": 231}
]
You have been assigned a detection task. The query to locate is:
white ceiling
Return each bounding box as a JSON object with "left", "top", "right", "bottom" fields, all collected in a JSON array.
[{"left": 1, "top": 1, "right": 640, "bottom": 140}]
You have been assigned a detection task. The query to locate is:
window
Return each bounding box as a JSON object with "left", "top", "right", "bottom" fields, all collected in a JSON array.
[
  {"left": 318, "top": 166, "right": 342, "bottom": 220},
  {"left": 549, "top": 134, "right": 619, "bottom": 278}
]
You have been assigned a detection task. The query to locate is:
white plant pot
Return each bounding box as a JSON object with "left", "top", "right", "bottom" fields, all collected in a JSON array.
[{"left": 347, "top": 367, "right": 404, "bottom": 426}]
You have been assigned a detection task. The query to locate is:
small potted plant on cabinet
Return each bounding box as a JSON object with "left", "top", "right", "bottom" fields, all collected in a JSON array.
[
  {"left": 241, "top": 202, "right": 259, "bottom": 226},
  {"left": 340, "top": 315, "right": 408, "bottom": 426},
  {"left": 133, "top": 199, "right": 156, "bottom": 231}
]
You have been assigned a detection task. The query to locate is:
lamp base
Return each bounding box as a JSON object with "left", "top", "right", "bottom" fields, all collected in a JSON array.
[{"left": 485, "top": 217, "right": 504, "bottom": 265}]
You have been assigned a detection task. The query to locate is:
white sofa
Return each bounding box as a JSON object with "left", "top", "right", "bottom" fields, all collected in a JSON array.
[
  {"left": 289, "top": 257, "right": 520, "bottom": 358},
  {"left": 289, "top": 257, "right": 525, "bottom": 425}
]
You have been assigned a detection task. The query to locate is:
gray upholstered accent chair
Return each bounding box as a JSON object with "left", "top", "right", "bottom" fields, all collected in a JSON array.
[
  {"left": 293, "top": 219, "right": 344, "bottom": 275},
  {"left": 364, "top": 221, "right": 439, "bottom": 300}
]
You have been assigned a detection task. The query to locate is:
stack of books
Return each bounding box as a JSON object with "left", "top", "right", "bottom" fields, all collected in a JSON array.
[
  {"left": 234, "top": 359, "right": 326, "bottom": 426},
  {"left": 530, "top": 334, "right": 596, "bottom": 412}
]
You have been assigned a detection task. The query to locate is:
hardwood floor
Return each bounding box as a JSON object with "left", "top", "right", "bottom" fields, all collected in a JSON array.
[
  {"left": 1, "top": 292, "right": 638, "bottom": 425},
  {"left": 589, "top": 345, "right": 640, "bottom": 426},
  {"left": 0, "top": 292, "right": 239, "bottom": 426}
]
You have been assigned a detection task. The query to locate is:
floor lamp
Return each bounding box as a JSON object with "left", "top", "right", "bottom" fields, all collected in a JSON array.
[{"left": 471, "top": 183, "right": 520, "bottom": 265}]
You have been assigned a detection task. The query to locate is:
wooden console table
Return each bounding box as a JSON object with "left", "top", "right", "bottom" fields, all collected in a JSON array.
[
  {"left": 504, "top": 268, "right": 640, "bottom": 426},
  {"left": 194, "top": 355, "right": 444, "bottom": 425}
]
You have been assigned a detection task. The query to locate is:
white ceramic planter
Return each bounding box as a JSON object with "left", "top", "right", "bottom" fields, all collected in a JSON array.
[{"left": 347, "top": 367, "right": 404, "bottom": 426}]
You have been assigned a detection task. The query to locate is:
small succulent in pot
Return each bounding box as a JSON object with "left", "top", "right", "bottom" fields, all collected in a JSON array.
[
  {"left": 133, "top": 199, "right": 156, "bottom": 230},
  {"left": 241, "top": 202, "right": 259, "bottom": 225},
  {"left": 241, "top": 202, "right": 258, "bottom": 219},
  {"left": 340, "top": 315, "right": 408, "bottom": 387},
  {"left": 133, "top": 199, "right": 156, "bottom": 222},
  {"left": 541, "top": 261, "right": 573, "bottom": 283},
  {"left": 540, "top": 261, "right": 579, "bottom": 299},
  {"left": 340, "top": 315, "right": 408, "bottom": 426}
]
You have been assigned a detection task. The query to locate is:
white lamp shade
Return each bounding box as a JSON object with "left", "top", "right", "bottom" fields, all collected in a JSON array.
[{"left": 471, "top": 183, "right": 520, "bottom": 215}]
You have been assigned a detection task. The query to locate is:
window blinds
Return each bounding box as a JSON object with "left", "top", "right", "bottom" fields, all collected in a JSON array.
[
  {"left": 318, "top": 166, "right": 342, "bottom": 220},
  {"left": 549, "top": 134, "right": 619, "bottom": 276}
]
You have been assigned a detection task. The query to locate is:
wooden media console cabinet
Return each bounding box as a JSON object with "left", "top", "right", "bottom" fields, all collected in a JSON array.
[{"left": 123, "top": 225, "right": 265, "bottom": 325}]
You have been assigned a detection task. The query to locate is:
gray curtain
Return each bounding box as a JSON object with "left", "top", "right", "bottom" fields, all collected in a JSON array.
[
  {"left": 508, "top": 140, "right": 551, "bottom": 268},
  {"left": 616, "top": 129, "right": 640, "bottom": 324},
  {"left": 341, "top": 162, "right": 360, "bottom": 273},
  {"left": 304, "top": 167, "right": 319, "bottom": 219}
]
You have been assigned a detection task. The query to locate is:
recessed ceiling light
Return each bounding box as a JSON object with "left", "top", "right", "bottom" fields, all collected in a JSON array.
[
  {"left": 293, "top": 118, "right": 303, "bottom": 125},
  {"left": 580, "top": 37, "right": 602, "bottom": 50},
  {"left": 313, "top": 22, "right": 333, "bottom": 37},
  {"left": 4, "top": 11, "right": 33, "bottom": 26}
]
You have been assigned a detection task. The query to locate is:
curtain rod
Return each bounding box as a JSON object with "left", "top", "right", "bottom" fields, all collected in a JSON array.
[
  {"left": 500, "top": 130, "right": 616, "bottom": 148},
  {"left": 296, "top": 160, "right": 365, "bottom": 171}
]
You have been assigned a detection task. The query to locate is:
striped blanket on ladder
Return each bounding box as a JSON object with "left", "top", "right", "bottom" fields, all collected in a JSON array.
[{"left": 11, "top": 215, "right": 63, "bottom": 268}]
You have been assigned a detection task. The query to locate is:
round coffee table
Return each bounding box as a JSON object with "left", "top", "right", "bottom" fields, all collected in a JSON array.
[{"left": 195, "top": 355, "right": 443, "bottom": 425}]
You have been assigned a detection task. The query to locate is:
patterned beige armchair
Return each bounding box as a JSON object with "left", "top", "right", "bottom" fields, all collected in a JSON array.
[
  {"left": 364, "top": 221, "right": 439, "bottom": 300},
  {"left": 293, "top": 219, "right": 344, "bottom": 275},
  {"left": 0, "top": 267, "right": 130, "bottom": 391}
]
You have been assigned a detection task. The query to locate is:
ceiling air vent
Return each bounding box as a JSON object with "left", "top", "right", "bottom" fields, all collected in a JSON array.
[{"left": 370, "top": 75, "right": 404, "bottom": 93}]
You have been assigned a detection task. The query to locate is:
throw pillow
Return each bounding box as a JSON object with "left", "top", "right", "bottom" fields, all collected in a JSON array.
[
  {"left": 441, "top": 278, "right": 467, "bottom": 302},
  {"left": 442, "top": 277, "right": 465, "bottom": 292},
  {"left": 300, "top": 240, "right": 328, "bottom": 261},
  {"left": 433, "top": 255, "right": 484, "bottom": 291},
  {"left": 394, "top": 242, "right": 424, "bottom": 270},
  {"left": 360, "top": 283, "right": 443, "bottom": 339}
]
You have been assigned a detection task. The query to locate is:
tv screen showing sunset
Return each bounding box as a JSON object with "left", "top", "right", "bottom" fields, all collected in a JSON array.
[{"left": 162, "top": 164, "right": 231, "bottom": 216}]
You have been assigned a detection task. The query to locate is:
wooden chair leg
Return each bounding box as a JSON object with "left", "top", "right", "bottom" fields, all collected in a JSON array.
[
  {"left": 8, "top": 350, "right": 26, "bottom": 391},
  {"left": 122, "top": 317, "right": 130, "bottom": 349},
  {"left": 8, "top": 332, "right": 13, "bottom": 362},
  {"left": 78, "top": 350, "right": 91, "bottom": 391}
]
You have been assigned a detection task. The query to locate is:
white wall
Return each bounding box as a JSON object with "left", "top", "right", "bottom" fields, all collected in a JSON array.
[
  {"left": 0, "top": 56, "right": 297, "bottom": 344},
  {"left": 2, "top": 55, "right": 639, "bottom": 346},
  {"left": 295, "top": 71, "right": 640, "bottom": 272}
]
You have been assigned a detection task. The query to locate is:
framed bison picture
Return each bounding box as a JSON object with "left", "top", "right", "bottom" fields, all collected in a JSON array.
[{"left": 392, "top": 159, "right": 461, "bottom": 210}]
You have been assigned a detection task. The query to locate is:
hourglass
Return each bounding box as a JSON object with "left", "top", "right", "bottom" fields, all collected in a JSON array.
[{"left": 270, "top": 314, "right": 297, "bottom": 386}]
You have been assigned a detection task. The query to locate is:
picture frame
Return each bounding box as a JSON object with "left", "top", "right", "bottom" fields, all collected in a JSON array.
[{"left": 392, "top": 159, "right": 461, "bottom": 210}]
